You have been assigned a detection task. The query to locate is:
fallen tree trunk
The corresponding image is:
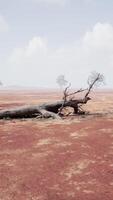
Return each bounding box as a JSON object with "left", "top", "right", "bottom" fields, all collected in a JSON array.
[
  {"left": 0, "top": 97, "right": 90, "bottom": 119},
  {"left": 0, "top": 72, "right": 104, "bottom": 119}
]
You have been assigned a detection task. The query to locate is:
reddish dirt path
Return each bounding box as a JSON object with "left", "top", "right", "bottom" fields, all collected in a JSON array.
[{"left": 0, "top": 90, "right": 113, "bottom": 200}]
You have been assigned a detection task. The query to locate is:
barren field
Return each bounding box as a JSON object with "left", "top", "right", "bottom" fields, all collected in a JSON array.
[{"left": 0, "top": 90, "right": 113, "bottom": 200}]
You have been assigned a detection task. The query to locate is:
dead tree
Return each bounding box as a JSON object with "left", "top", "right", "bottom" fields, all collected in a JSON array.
[{"left": 0, "top": 72, "right": 104, "bottom": 119}]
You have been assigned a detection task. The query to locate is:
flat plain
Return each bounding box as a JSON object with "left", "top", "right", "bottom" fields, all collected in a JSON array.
[{"left": 0, "top": 89, "right": 113, "bottom": 200}]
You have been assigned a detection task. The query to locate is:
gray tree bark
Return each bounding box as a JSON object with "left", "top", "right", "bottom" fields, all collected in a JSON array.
[{"left": 0, "top": 97, "right": 90, "bottom": 119}]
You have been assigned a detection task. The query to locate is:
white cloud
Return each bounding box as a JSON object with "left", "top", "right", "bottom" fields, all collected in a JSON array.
[
  {"left": 0, "top": 15, "right": 8, "bottom": 32},
  {"left": 2, "top": 22, "right": 113, "bottom": 88},
  {"left": 82, "top": 23, "right": 113, "bottom": 74},
  {"left": 84, "top": 23, "right": 113, "bottom": 49}
]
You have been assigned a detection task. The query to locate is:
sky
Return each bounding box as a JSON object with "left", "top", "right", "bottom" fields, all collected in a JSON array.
[{"left": 0, "top": 0, "right": 113, "bottom": 88}]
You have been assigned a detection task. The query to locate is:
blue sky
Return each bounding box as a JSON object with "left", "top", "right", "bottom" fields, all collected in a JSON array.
[{"left": 0, "top": 0, "right": 113, "bottom": 88}]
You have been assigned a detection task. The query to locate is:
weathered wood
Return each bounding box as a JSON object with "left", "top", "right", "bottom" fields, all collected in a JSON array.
[
  {"left": 0, "top": 97, "right": 90, "bottom": 119},
  {"left": 0, "top": 105, "right": 41, "bottom": 119}
]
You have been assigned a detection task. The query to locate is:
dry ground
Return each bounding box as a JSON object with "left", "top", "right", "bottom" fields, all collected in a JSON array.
[{"left": 0, "top": 90, "right": 113, "bottom": 200}]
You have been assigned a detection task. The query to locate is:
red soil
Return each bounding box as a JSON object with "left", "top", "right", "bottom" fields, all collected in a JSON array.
[{"left": 0, "top": 90, "right": 113, "bottom": 200}]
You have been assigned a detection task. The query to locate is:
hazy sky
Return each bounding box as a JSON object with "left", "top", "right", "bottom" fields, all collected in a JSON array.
[{"left": 0, "top": 0, "right": 113, "bottom": 88}]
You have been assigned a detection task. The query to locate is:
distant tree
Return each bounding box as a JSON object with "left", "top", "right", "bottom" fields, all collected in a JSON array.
[
  {"left": 0, "top": 81, "right": 3, "bottom": 86},
  {"left": 56, "top": 75, "right": 68, "bottom": 89}
]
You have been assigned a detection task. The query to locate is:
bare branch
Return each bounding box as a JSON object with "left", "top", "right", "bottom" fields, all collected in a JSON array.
[
  {"left": 58, "top": 83, "right": 71, "bottom": 115},
  {"left": 67, "top": 88, "right": 87, "bottom": 98},
  {"left": 85, "top": 72, "right": 105, "bottom": 98},
  {"left": 59, "top": 85, "right": 87, "bottom": 116},
  {"left": 63, "top": 83, "right": 71, "bottom": 101}
]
